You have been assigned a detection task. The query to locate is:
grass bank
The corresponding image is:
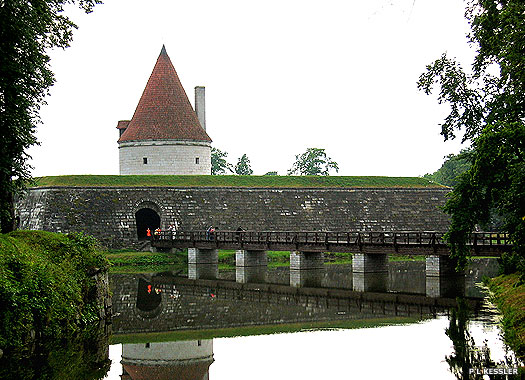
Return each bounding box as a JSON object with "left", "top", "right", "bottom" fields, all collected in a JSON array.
[
  {"left": 105, "top": 250, "right": 430, "bottom": 273},
  {"left": 486, "top": 274, "right": 525, "bottom": 361},
  {"left": 0, "top": 231, "right": 109, "bottom": 352},
  {"left": 32, "top": 174, "right": 444, "bottom": 188}
]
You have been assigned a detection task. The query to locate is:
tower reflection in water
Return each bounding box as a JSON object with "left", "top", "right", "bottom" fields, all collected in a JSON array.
[{"left": 120, "top": 340, "right": 213, "bottom": 380}]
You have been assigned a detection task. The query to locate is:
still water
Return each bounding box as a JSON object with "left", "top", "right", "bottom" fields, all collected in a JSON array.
[
  {"left": 2, "top": 259, "right": 523, "bottom": 379},
  {"left": 101, "top": 259, "right": 521, "bottom": 380}
]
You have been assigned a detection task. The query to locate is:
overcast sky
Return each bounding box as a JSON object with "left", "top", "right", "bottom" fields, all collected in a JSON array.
[{"left": 29, "top": 0, "right": 474, "bottom": 177}]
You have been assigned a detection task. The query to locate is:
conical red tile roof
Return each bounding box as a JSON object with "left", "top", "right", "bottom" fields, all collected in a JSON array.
[{"left": 118, "top": 46, "right": 212, "bottom": 143}]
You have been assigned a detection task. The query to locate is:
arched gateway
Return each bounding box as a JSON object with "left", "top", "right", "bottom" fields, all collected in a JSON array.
[{"left": 135, "top": 208, "right": 160, "bottom": 240}]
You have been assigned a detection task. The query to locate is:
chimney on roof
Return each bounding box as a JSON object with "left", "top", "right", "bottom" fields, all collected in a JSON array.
[{"left": 195, "top": 86, "right": 206, "bottom": 131}]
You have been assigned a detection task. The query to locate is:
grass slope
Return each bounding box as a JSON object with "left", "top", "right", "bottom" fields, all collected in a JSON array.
[
  {"left": 32, "top": 175, "right": 445, "bottom": 188},
  {"left": 486, "top": 274, "right": 525, "bottom": 361},
  {"left": 0, "top": 231, "right": 109, "bottom": 348}
]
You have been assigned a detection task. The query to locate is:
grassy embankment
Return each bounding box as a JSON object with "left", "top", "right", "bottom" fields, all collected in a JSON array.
[
  {"left": 0, "top": 231, "right": 109, "bottom": 345},
  {"left": 32, "top": 174, "right": 445, "bottom": 188},
  {"left": 486, "top": 274, "right": 525, "bottom": 361}
]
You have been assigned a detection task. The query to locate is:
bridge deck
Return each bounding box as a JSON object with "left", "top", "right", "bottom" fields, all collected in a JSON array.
[{"left": 152, "top": 230, "right": 510, "bottom": 256}]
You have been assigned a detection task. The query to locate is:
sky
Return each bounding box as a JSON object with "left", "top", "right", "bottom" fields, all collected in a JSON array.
[{"left": 29, "top": 0, "right": 475, "bottom": 177}]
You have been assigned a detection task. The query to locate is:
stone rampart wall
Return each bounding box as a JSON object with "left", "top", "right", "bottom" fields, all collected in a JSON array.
[{"left": 17, "top": 186, "right": 450, "bottom": 249}]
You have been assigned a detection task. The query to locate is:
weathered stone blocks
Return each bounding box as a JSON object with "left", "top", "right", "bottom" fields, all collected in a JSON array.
[{"left": 17, "top": 187, "right": 451, "bottom": 249}]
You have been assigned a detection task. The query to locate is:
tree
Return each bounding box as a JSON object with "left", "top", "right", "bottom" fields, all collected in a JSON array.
[
  {"left": 0, "top": 0, "right": 100, "bottom": 233},
  {"left": 264, "top": 171, "right": 278, "bottom": 176},
  {"left": 234, "top": 154, "right": 253, "bottom": 175},
  {"left": 287, "top": 148, "right": 339, "bottom": 176},
  {"left": 211, "top": 147, "right": 233, "bottom": 175},
  {"left": 423, "top": 149, "right": 472, "bottom": 187},
  {"left": 417, "top": 0, "right": 524, "bottom": 272}
]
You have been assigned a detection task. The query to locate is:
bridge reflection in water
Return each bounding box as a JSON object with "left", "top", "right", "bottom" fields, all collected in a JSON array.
[{"left": 111, "top": 260, "right": 500, "bottom": 379}]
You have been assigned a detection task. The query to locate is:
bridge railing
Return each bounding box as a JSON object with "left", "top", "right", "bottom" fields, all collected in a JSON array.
[{"left": 153, "top": 230, "right": 510, "bottom": 248}]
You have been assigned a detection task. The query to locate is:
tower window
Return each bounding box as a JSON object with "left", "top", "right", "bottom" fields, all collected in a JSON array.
[
  {"left": 143, "top": 157, "right": 148, "bottom": 165},
  {"left": 195, "top": 157, "right": 200, "bottom": 164}
]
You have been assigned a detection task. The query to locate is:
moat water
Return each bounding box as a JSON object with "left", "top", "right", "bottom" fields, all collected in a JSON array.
[{"left": 3, "top": 259, "right": 523, "bottom": 379}]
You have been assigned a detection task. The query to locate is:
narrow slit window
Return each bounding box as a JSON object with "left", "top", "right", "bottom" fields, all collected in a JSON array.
[
  {"left": 195, "top": 157, "right": 200, "bottom": 164},
  {"left": 143, "top": 157, "right": 148, "bottom": 165}
]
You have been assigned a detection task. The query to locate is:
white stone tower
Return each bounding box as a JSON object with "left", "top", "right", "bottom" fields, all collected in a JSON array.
[{"left": 117, "top": 45, "right": 212, "bottom": 175}]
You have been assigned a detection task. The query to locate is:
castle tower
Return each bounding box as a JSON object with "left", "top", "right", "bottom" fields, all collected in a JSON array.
[{"left": 117, "top": 45, "right": 212, "bottom": 175}]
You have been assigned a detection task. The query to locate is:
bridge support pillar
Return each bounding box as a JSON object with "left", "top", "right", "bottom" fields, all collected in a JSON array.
[
  {"left": 425, "top": 255, "right": 465, "bottom": 297},
  {"left": 289, "top": 251, "right": 324, "bottom": 288},
  {"left": 290, "top": 268, "right": 324, "bottom": 288},
  {"left": 352, "top": 253, "right": 388, "bottom": 273},
  {"left": 352, "top": 272, "right": 388, "bottom": 292},
  {"left": 236, "top": 266, "right": 267, "bottom": 284},
  {"left": 188, "top": 248, "right": 218, "bottom": 280},
  {"left": 290, "top": 251, "right": 324, "bottom": 270},
  {"left": 235, "top": 250, "right": 268, "bottom": 267},
  {"left": 352, "top": 253, "right": 388, "bottom": 292}
]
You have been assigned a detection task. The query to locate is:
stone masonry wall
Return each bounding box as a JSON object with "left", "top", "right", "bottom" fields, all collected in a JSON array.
[
  {"left": 119, "top": 141, "right": 211, "bottom": 175},
  {"left": 17, "top": 186, "right": 450, "bottom": 249}
]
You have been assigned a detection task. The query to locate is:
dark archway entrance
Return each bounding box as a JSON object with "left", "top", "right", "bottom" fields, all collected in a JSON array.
[
  {"left": 135, "top": 208, "right": 160, "bottom": 240},
  {"left": 136, "top": 278, "right": 162, "bottom": 318}
]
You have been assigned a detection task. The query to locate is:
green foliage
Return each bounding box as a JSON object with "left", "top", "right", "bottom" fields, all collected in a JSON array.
[
  {"left": 32, "top": 174, "right": 443, "bottom": 188},
  {"left": 0, "top": 322, "right": 111, "bottom": 380},
  {"left": 0, "top": 0, "right": 100, "bottom": 232},
  {"left": 423, "top": 149, "right": 472, "bottom": 187},
  {"left": 264, "top": 171, "right": 278, "bottom": 176},
  {"left": 288, "top": 148, "right": 339, "bottom": 176},
  {"left": 487, "top": 274, "right": 525, "bottom": 361},
  {"left": 211, "top": 147, "right": 233, "bottom": 175},
  {"left": 234, "top": 153, "right": 253, "bottom": 175},
  {"left": 418, "top": 0, "right": 525, "bottom": 273},
  {"left": 0, "top": 231, "right": 109, "bottom": 353}
]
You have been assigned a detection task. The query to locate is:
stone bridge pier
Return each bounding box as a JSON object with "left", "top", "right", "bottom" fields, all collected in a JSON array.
[
  {"left": 352, "top": 253, "right": 388, "bottom": 292},
  {"left": 289, "top": 251, "right": 324, "bottom": 287},
  {"left": 188, "top": 248, "right": 218, "bottom": 280},
  {"left": 425, "top": 255, "right": 465, "bottom": 297},
  {"left": 235, "top": 250, "right": 268, "bottom": 283}
]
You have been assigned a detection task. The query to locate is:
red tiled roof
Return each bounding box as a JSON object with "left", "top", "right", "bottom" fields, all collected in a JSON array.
[{"left": 118, "top": 46, "right": 212, "bottom": 143}]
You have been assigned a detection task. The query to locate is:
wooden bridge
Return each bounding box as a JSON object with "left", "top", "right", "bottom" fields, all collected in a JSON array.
[{"left": 152, "top": 230, "right": 510, "bottom": 256}]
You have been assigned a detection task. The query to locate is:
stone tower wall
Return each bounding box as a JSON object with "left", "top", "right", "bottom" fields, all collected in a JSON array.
[{"left": 119, "top": 140, "right": 211, "bottom": 175}]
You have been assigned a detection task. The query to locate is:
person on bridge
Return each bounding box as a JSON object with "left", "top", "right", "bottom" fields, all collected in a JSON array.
[
  {"left": 206, "top": 226, "right": 216, "bottom": 240},
  {"left": 236, "top": 226, "right": 245, "bottom": 242}
]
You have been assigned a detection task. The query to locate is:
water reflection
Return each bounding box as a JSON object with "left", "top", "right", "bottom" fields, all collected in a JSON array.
[
  {"left": 121, "top": 340, "right": 213, "bottom": 380},
  {"left": 1, "top": 259, "right": 521, "bottom": 379},
  {"left": 446, "top": 299, "right": 521, "bottom": 379},
  {"left": 0, "top": 321, "right": 111, "bottom": 380}
]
